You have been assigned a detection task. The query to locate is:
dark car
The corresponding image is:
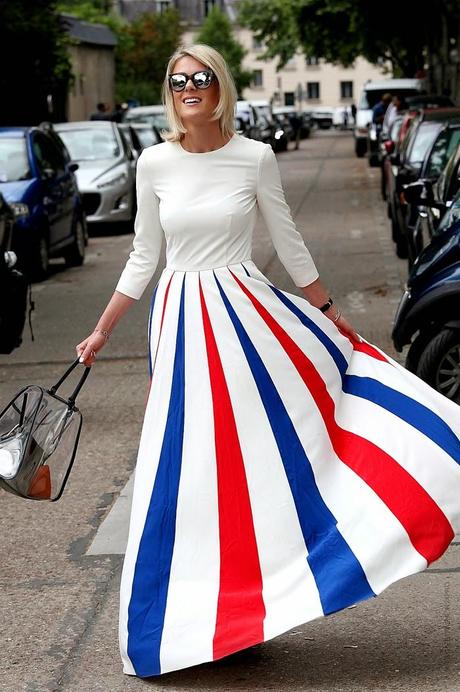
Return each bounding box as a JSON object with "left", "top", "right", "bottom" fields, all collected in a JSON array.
[
  {"left": 381, "top": 114, "right": 405, "bottom": 201},
  {"left": 0, "top": 193, "right": 28, "bottom": 352},
  {"left": 0, "top": 124, "right": 86, "bottom": 281},
  {"left": 386, "top": 108, "right": 460, "bottom": 258},
  {"left": 404, "top": 136, "right": 460, "bottom": 261},
  {"left": 392, "top": 187, "right": 460, "bottom": 402}
]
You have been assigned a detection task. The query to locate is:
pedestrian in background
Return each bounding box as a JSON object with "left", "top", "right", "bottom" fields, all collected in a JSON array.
[
  {"left": 89, "top": 102, "right": 111, "bottom": 121},
  {"left": 372, "top": 92, "right": 392, "bottom": 124},
  {"left": 290, "top": 111, "right": 302, "bottom": 149},
  {"left": 76, "top": 43, "right": 460, "bottom": 680}
]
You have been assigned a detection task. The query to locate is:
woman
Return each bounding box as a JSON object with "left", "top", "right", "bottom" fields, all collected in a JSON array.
[{"left": 76, "top": 44, "right": 460, "bottom": 678}]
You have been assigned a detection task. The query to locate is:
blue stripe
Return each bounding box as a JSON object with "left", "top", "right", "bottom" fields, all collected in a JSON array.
[
  {"left": 271, "top": 284, "right": 460, "bottom": 465},
  {"left": 215, "top": 274, "right": 374, "bottom": 614},
  {"left": 147, "top": 284, "right": 158, "bottom": 378},
  {"left": 127, "top": 279, "right": 186, "bottom": 677},
  {"left": 344, "top": 375, "right": 460, "bottom": 466}
]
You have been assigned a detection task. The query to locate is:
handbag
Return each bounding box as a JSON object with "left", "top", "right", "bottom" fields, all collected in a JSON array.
[{"left": 0, "top": 357, "right": 91, "bottom": 501}]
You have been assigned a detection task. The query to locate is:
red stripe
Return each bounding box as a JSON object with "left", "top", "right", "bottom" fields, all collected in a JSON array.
[
  {"left": 231, "top": 271, "right": 454, "bottom": 564},
  {"left": 347, "top": 335, "right": 389, "bottom": 363},
  {"left": 199, "top": 280, "right": 265, "bottom": 660}
]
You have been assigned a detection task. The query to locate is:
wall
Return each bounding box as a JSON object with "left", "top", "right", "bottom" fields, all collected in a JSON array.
[{"left": 67, "top": 44, "right": 116, "bottom": 121}]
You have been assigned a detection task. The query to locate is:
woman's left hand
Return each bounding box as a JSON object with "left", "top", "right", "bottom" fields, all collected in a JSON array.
[{"left": 329, "top": 312, "right": 363, "bottom": 343}]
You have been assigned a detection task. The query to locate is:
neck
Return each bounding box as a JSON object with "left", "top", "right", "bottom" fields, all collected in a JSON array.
[{"left": 180, "top": 122, "right": 232, "bottom": 153}]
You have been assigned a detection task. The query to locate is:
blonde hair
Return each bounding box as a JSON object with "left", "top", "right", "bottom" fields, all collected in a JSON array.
[{"left": 161, "top": 43, "right": 238, "bottom": 142}]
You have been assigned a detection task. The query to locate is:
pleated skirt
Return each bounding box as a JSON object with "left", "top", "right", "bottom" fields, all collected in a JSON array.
[{"left": 119, "top": 260, "right": 460, "bottom": 677}]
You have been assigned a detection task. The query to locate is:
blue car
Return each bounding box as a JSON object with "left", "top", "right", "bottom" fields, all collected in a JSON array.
[{"left": 0, "top": 124, "right": 86, "bottom": 280}]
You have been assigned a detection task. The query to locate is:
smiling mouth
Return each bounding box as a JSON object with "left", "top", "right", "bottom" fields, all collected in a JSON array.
[{"left": 182, "top": 97, "right": 202, "bottom": 104}]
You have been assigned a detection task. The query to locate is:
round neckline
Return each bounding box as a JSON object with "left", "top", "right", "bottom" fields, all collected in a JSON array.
[{"left": 177, "top": 132, "right": 237, "bottom": 155}]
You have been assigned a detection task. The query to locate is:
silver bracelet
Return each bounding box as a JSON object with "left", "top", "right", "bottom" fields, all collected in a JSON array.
[
  {"left": 93, "top": 328, "right": 111, "bottom": 341},
  {"left": 331, "top": 309, "right": 341, "bottom": 323}
]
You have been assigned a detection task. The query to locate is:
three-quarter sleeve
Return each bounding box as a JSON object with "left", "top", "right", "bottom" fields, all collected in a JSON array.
[
  {"left": 115, "top": 151, "right": 163, "bottom": 300},
  {"left": 256, "top": 144, "right": 319, "bottom": 287}
]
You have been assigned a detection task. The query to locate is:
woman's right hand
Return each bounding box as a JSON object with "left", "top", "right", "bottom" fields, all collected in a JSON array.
[{"left": 75, "top": 331, "right": 108, "bottom": 366}]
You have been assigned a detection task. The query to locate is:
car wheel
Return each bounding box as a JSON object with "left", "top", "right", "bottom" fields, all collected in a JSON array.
[
  {"left": 26, "top": 233, "right": 49, "bottom": 282},
  {"left": 355, "top": 139, "right": 366, "bottom": 158},
  {"left": 64, "top": 217, "right": 86, "bottom": 267},
  {"left": 416, "top": 328, "right": 460, "bottom": 403}
]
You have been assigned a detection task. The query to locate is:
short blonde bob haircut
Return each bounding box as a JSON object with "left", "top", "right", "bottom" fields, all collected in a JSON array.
[{"left": 161, "top": 43, "right": 238, "bottom": 142}]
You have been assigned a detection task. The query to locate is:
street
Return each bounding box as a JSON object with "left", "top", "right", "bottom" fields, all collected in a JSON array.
[{"left": 1, "top": 130, "right": 459, "bottom": 692}]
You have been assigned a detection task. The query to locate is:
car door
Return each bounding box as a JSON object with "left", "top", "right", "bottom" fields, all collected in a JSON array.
[{"left": 32, "top": 133, "right": 74, "bottom": 246}]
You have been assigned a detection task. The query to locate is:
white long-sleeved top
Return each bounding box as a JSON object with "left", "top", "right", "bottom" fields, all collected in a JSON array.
[{"left": 115, "top": 132, "right": 319, "bottom": 299}]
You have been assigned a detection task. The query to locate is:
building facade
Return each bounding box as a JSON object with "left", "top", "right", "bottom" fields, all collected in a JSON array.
[{"left": 117, "top": 0, "right": 388, "bottom": 109}]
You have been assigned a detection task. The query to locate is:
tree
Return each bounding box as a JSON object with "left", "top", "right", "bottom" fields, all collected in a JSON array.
[
  {"left": 238, "top": 0, "right": 460, "bottom": 80},
  {"left": 0, "top": 0, "right": 72, "bottom": 125},
  {"left": 195, "top": 6, "right": 253, "bottom": 97},
  {"left": 59, "top": 2, "right": 183, "bottom": 104}
]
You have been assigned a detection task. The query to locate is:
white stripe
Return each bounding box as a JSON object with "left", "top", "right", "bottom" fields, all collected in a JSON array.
[
  {"left": 227, "top": 273, "right": 426, "bottom": 594},
  {"left": 206, "top": 267, "right": 324, "bottom": 641},
  {"left": 159, "top": 272, "right": 220, "bottom": 674},
  {"left": 148, "top": 268, "right": 173, "bottom": 376},
  {"left": 118, "top": 271, "right": 183, "bottom": 676},
  {"left": 347, "top": 350, "right": 460, "bottom": 440}
]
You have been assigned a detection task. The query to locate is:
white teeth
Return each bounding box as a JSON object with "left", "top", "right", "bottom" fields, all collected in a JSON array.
[{"left": 184, "top": 98, "right": 201, "bottom": 103}]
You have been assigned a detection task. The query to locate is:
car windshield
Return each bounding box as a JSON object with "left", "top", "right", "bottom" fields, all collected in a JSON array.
[
  {"left": 407, "top": 122, "right": 439, "bottom": 164},
  {"left": 135, "top": 128, "right": 157, "bottom": 148},
  {"left": 57, "top": 128, "right": 120, "bottom": 161},
  {"left": 359, "top": 88, "right": 419, "bottom": 109},
  {"left": 0, "top": 137, "right": 31, "bottom": 182},
  {"left": 126, "top": 113, "right": 169, "bottom": 131},
  {"left": 434, "top": 188, "right": 460, "bottom": 235},
  {"left": 425, "top": 129, "right": 460, "bottom": 179}
]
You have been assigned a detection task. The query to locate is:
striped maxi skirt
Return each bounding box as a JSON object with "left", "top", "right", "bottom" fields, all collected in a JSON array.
[{"left": 118, "top": 260, "right": 460, "bottom": 677}]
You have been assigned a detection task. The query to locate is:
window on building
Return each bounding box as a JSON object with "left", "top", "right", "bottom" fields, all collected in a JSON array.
[
  {"left": 203, "top": 0, "right": 216, "bottom": 16},
  {"left": 283, "top": 56, "right": 297, "bottom": 70},
  {"left": 251, "top": 70, "right": 263, "bottom": 88},
  {"left": 156, "top": 0, "right": 171, "bottom": 12},
  {"left": 307, "top": 82, "right": 320, "bottom": 100},
  {"left": 252, "top": 36, "right": 263, "bottom": 51},
  {"left": 284, "top": 92, "right": 295, "bottom": 106},
  {"left": 305, "top": 56, "right": 319, "bottom": 66},
  {"left": 340, "top": 81, "right": 353, "bottom": 99}
]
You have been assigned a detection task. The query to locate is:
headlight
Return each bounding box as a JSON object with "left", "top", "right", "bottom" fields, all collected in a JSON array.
[
  {"left": 9, "top": 202, "right": 29, "bottom": 218},
  {"left": 97, "top": 172, "right": 128, "bottom": 190}
]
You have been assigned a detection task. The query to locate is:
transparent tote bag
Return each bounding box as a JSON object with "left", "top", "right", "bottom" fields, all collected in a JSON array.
[{"left": 0, "top": 357, "right": 91, "bottom": 501}]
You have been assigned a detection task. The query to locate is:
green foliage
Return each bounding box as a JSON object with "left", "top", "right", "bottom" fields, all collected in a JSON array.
[
  {"left": 0, "top": 0, "right": 72, "bottom": 124},
  {"left": 238, "top": 0, "right": 460, "bottom": 78},
  {"left": 59, "top": 3, "right": 182, "bottom": 104},
  {"left": 195, "top": 6, "right": 253, "bottom": 96}
]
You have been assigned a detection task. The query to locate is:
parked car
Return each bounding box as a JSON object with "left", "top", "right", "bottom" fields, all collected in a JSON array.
[
  {"left": 392, "top": 187, "right": 460, "bottom": 402},
  {"left": 54, "top": 121, "right": 136, "bottom": 228},
  {"left": 0, "top": 193, "right": 28, "bottom": 352},
  {"left": 311, "top": 107, "right": 334, "bottom": 129},
  {"left": 380, "top": 114, "right": 405, "bottom": 201},
  {"left": 0, "top": 124, "right": 85, "bottom": 280},
  {"left": 123, "top": 105, "right": 169, "bottom": 136},
  {"left": 386, "top": 108, "right": 460, "bottom": 258},
  {"left": 401, "top": 115, "right": 460, "bottom": 265},
  {"left": 273, "top": 107, "right": 311, "bottom": 139},
  {"left": 236, "top": 101, "right": 264, "bottom": 142},
  {"left": 404, "top": 135, "right": 460, "bottom": 262},
  {"left": 271, "top": 113, "right": 292, "bottom": 151},
  {"left": 354, "top": 78, "right": 425, "bottom": 157}
]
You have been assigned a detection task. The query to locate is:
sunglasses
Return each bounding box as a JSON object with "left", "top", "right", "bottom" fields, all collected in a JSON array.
[{"left": 168, "top": 70, "right": 216, "bottom": 92}]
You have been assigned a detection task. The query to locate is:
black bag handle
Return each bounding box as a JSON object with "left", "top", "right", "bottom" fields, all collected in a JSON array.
[{"left": 49, "top": 357, "right": 91, "bottom": 406}]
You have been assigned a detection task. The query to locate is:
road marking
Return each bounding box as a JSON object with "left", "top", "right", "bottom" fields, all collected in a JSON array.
[
  {"left": 346, "top": 290, "right": 366, "bottom": 313},
  {"left": 86, "top": 473, "right": 134, "bottom": 555}
]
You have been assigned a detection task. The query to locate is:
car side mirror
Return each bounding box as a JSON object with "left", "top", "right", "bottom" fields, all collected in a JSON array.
[
  {"left": 42, "top": 168, "right": 55, "bottom": 180},
  {"left": 68, "top": 162, "right": 79, "bottom": 173},
  {"left": 403, "top": 180, "right": 428, "bottom": 205}
]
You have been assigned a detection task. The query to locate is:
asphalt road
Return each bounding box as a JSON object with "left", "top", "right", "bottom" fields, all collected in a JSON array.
[{"left": 0, "top": 130, "right": 459, "bottom": 692}]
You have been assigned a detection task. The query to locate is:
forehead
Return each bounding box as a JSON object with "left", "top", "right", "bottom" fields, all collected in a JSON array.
[{"left": 172, "top": 56, "right": 209, "bottom": 73}]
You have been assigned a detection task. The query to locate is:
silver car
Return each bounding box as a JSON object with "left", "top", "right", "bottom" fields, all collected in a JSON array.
[{"left": 54, "top": 121, "right": 136, "bottom": 225}]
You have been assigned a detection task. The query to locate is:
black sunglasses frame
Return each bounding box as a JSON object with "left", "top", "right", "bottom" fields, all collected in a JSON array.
[{"left": 168, "top": 70, "right": 216, "bottom": 92}]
